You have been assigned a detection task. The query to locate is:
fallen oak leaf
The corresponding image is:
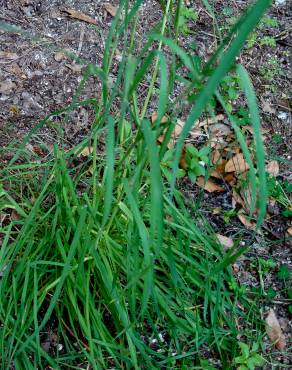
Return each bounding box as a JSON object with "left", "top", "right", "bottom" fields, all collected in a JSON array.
[
  {"left": 265, "top": 309, "right": 286, "bottom": 351},
  {"left": 225, "top": 153, "right": 249, "bottom": 174},
  {"left": 63, "top": 8, "right": 98, "bottom": 25},
  {"left": 266, "top": 160, "right": 279, "bottom": 177},
  {"left": 196, "top": 177, "right": 225, "bottom": 193}
]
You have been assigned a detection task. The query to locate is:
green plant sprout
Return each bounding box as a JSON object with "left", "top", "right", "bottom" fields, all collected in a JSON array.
[{"left": 234, "top": 342, "right": 264, "bottom": 370}]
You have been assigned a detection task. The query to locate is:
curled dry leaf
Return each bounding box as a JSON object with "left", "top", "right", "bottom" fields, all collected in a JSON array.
[
  {"left": 225, "top": 153, "right": 249, "bottom": 173},
  {"left": 265, "top": 309, "right": 286, "bottom": 351},
  {"left": 63, "top": 8, "right": 98, "bottom": 25},
  {"left": 266, "top": 160, "right": 279, "bottom": 177},
  {"left": 196, "top": 177, "right": 225, "bottom": 193},
  {"left": 104, "top": 3, "right": 118, "bottom": 17},
  {"left": 238, "top": 210, "right": 256, "bottom": 230},
  {"left": 216, "top": 234, "right": 234, "bottom": 249}
]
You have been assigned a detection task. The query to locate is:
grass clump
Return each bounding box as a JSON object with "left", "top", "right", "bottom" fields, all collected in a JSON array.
[{"left": 0, "top": 0, "right": 271, "bottom": 368}]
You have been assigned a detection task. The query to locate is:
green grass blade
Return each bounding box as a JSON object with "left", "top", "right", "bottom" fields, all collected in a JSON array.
[{"left": 236, "top": 64, "right": 267, "bottom": 227}]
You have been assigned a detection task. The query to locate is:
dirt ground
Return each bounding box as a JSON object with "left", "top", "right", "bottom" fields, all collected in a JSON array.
[{"left": 0, "top": 0, "right": 291, "bottom": 367}]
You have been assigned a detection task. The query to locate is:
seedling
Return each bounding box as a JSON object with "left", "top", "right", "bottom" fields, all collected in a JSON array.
[
  {"left": 184, "top": 144, "right": 211, "bottom": 183},
  {"left": 234, "top": 342, "right": 264, "bottom": 370},
  {"left": 161, "top": 144, "right": 211, "bottom": 184},
  {"left": 266, "top": 175, "right": 292, "bottom": 212}
]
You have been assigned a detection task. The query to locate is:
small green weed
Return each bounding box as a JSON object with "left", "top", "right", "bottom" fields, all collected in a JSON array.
[
  {"left": 266, "top": 174, "right": 292, "bottom": 212},
  {"left": 177, "top": 4, "right": 198, "bottom": 35},
  {"left": 161, "top": 144, "right": 211, "bottom": 184},
  {"left": 234, "top": 342, "right": 264, "bottom": 370}
]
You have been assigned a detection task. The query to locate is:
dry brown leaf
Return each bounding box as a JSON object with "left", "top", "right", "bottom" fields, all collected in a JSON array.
[
  {"left": 216, "top": 234, "right": 234, "bottom": 249},
  {"left": 66, "top": 64, "right": 82, "bottom": 73},
  {"left": 211, "top": 150, "right": 221, "bottom": 165},
  {"left": 262, "top": 100, "right": 276, "bottom": 114},
  {"left": 196, "top": 177, "right": 225, "bottom": 193},
  {"left": 0, "top": 51, "right": 18, "bottom": 62},
  {"left": 63, "top": 8, "right": 98, "bottom": 25},
  {"left": 232, "top": 190, "right": 245, "bottom": 209},
  {"left": 225, "top": 153, "right": 249, "bottom": 173},
  {"left": 265, "top": 309, "right": 286, "bottom": 351},
  {"left": 189, "top": 127, "right": 203, "bottom": 139},
  {"left": 11, "top": 210, "right": 21, "bottom": 221},
  {"left": 77, "top": 146, "right": 93, "bottom": 157},
  {"left": 198, "top": 114, "right": 225, "bottom": 127},
  {"left": 9, "top": 62, "right": 25, "bottom": 78},
  {"left": 266, "top": 160, "right": 279, "bottom": 177},
  {"left": 244, "top": 125, "right": 270, "bottom": 135},
  {"left": 238, "top": 211, "right": 256, "bottom": 230},
  {"left": 54, "top": 51, "right": 66, "bottom": 62},
  {"left": 151, "top": 112, "right": 168, "bottom": 124},
  {"left": 224, "top": 173, "right": 236, "bottom": 185},
  {"left": 0, "top": 79, "right": 16, "bottom": 94},
  {"left": 287, "top": 227, "right": 292, "bottom": 236},
  {"left": 210, "top": 123, "right": 232, "bottom": 137},
  {"left": 173, "top": 118, "right": 184, "bottom": 138},
  {"left": 104, "top": 3, "right": 118, "bottom": 17},
  {"left": 210, "top": 170, "right": 221, "bottom": 179}
]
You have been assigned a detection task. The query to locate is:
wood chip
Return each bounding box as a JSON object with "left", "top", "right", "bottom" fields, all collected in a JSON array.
[
  {"left": 266, "top": 160, "right": 279, "bottom": 177},
  {"left": 265, "top": 309, "right": 286, "bottom": 351},
  {"left": 63, "top": 8, "right": 98, "bottom": 25},
  {"left": 225, "top": 153, "right": 249, "bottom": 173},
  {"left": 104, "top": 3, "right": 118, "bottom": 17},
  {"left": 196, "top": 177, "right": 225, "bottom": 193}
]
